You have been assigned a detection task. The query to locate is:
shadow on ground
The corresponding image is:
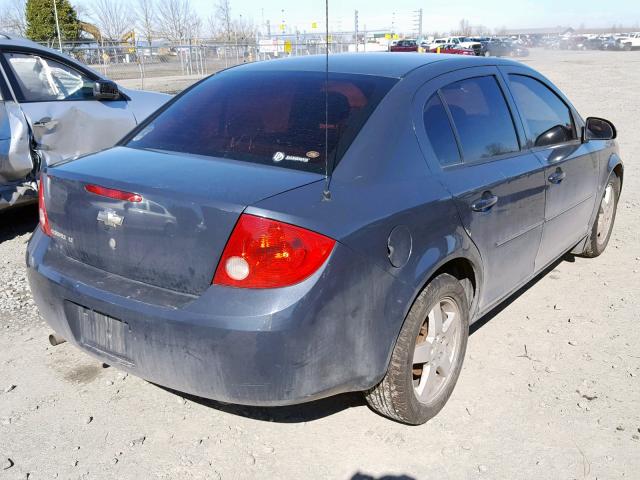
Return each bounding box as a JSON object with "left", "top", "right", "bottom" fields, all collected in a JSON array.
[
  {"left": 0, "top": 203, "right": 38, "bottom": 243},
  {"left": 162, "top": 386, "right": 366, "bottom": 423},
  {"left": 351, "top": 474, "right": 416, "bottom": 480}
]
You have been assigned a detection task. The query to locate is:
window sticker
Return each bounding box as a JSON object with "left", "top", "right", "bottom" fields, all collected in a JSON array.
[{"left": 272, "top": 151, "right": 309, "bottom": 163}]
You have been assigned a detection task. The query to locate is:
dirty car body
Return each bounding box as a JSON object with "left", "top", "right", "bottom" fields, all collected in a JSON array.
[
  {"left": 27, "top": 53, "right": 622, "bottom": 407},
  {"left": 0, "top": 34, "right": 170, "bottom": 211}
]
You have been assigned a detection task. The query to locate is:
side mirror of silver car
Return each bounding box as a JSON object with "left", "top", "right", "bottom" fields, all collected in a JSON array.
[
  {"left": 93, "top": 80, "right": 120, "bottom": 101},
  {"left": 584, "top": 117, "right": 616, "bottom": 141}
]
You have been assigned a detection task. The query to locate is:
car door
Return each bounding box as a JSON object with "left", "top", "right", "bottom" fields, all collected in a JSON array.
[
  {"left": 0, "top": 49, "right": 137, "bottom": 166},
  {"left": 414, "top": 67, "right": 546, "bottom": 312},
  {"left": 500, "top": 66, "right": 599, "bottom": 270},
  {"left": 0, "top": 62, "right": 33, "bottom": 185}
]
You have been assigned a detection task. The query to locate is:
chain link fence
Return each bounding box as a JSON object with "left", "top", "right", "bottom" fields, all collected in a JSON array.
[{"left": 46, "top": 38, "right": 376, "bottom": 92}]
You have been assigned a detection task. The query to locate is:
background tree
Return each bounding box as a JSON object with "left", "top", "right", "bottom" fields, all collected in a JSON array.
[
  {"left": 136, "top": 0, "right": 157, "bottom": 46},
  {"left": 90, "top": 0, "right": 133, "bottom": 41},
  {"left": 0, "top": 0, "right": 26, "bottom": 36},
  {"left": 457, "top": 18, "right": 471, "bottom": 36},
  {"left": 215, "top": 0, "right": 231, "bottom": 41},
  {"left": 156, "top": 0, "right": 198, "bottom": 41},
  {"left": 25, "top": 0, "right": 80, "bottom": 43}
]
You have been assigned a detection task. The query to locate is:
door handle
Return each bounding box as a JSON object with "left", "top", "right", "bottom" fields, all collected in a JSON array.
[
  {"left": 32, "top": 118, "right": 58, "bottom": 129},
  {"left": 471, "top": 192, "right": 499, "bottom": 212},
  {"left": 548, "top": 168, "right": 566, "bottom": 184}
]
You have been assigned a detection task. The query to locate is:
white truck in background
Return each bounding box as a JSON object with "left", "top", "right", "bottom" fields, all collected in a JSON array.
[
  {"left": 445, "top": 36, "right": 482, "bottom": 55},
  {"left": 618, "top": 33, "right": 640, "bottom": 51}
]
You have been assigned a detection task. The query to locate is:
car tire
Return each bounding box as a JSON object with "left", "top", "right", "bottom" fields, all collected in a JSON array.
[
  {"left": 624, "top": 44, "right": 632, "bottom": 51},
  {"left": 365, "top": 273, "right": 469, "bottom": 425},
  {"left": 581, "top": 174, "right": 620, "bottom": 258}
]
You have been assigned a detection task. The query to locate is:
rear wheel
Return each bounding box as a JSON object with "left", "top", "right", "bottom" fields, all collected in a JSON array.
[
  {"left": 582, "top": 174, "right": 620, "bottom": 257},
  {"left": 366, "top": 274, "right": 469, "bottom": 425}
]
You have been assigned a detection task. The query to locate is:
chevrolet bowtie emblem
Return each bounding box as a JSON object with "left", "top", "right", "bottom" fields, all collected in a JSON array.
[{"left": 97, "top": 209, "right": 124, "bottom": 228}]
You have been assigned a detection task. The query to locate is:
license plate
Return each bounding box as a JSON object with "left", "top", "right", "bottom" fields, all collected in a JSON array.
[{"left": 68, "top": 302, "right": 133, "bottom": 364}]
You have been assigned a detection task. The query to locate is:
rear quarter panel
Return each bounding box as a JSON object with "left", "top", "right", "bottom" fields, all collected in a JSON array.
[{"left": 248, "top": 70, "right": 483, "bottom": 369}]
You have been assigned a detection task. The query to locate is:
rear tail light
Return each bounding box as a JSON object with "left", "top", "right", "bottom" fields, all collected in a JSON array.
[
  {"left": 213, "top": 214, "right": 335, "bottom": 289},
  {"left": 38, "top": 175, "right": 52, "bottom": 237},
  {"left": 85, "top": 184, "right": 142, "bottom": 202}
]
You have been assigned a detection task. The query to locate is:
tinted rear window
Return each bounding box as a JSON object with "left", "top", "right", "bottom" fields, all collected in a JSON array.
[
  {"left": 440, "top": 76, "right": 520, "bottom": 161},
  {"left": 423, "top": 94, "right": 461, "bottom": 166},
  {"left": 127, "top": 70, "right": 396, "bottom": 173}
]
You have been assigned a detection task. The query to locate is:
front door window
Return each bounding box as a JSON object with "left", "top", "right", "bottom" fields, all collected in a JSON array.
[{"left": 4, "top": 52, "right": 94, "bottom": 102}]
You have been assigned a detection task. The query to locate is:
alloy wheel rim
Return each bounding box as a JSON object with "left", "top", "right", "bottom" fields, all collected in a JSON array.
[
  {"left": 596, "top": 183, "right": 615, "bottom": 246},
  {"left": 412, "top": 297, "right": 462, "bottom": 404}
]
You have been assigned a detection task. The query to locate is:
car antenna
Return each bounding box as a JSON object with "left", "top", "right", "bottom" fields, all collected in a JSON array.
[{"left": 322, "top": 0, "right": 332, "bottom": 202}]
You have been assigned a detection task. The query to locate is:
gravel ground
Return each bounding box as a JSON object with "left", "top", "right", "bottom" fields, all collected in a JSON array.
[{"left": 1, "top": 49, "right": 639, "bottom": 479}]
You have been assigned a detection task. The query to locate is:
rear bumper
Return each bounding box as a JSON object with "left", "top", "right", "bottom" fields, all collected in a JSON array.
[{"left": 27, "top": 229, "right": 403, "bottom": 406}]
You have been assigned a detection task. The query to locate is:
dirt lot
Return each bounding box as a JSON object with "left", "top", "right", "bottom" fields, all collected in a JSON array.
[{"left": 1, "top": 49, "right": 639, "bottom": 479}]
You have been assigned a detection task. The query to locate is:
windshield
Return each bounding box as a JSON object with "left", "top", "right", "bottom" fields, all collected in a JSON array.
[{"left": 126, "top": 69, "right": 397, "bottom": 173}]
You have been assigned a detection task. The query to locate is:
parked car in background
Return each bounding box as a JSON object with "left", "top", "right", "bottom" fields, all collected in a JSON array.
[
  {"left": 0, "top": 34, "right": 170, "bottom": 212},
  {"left": 617, "top": 33, "right": 640, "bottom": 51},
  {"left": 428, "top": 43, "right": 475, "bottom": 55},
  {"left": 445, "top": 36, "right": 482, "bottom": 55},
  {"left": 585, "top": 37, "right": 605, "bottom": 50},
  {"left": 483, "top": 40, "right": 530, "bottom": 57},
  {"left": 428, "top": 38, "right": 448, "bottom": 50},
  {"left": 390, "top": 40, "right": 419, "bottom": 52},
  {"left": 559, "top": 36, "right": 589, "bottom": 50},
  {"left": 598, "top": 36, "right": 619, "bottom": 50},
  {"left": 469, "top": 36, "right": 491, "bottom": 55},
  {"left": 27, "top": 53, "right": 623, "bottom": 425}
]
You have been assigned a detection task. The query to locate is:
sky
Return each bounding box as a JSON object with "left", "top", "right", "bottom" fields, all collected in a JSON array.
[{"left": 182, "top": 0, "right": 640, "bottom": 34}]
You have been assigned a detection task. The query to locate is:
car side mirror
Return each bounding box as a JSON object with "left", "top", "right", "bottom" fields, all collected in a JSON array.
[
  {"left": 93, "top": 80, "right": 120, "bottom": 100},
  {"left": 535, "top": 124, "right": 572, "bottom": 148},
  {"left": 584, "top": 117, "right": 616, "bottom": 141}
]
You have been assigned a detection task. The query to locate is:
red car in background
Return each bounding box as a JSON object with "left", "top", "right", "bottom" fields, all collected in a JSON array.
[
  {"left": 428, "top": 43, "right": 475, "bottom": 55},
  {"left": 390, "top": 39, "right": 419, "bottom": 52}
]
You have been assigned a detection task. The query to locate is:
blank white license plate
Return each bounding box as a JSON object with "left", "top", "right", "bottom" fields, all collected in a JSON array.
[{"left": 74, "top": 304, "right": 131, "bottom": 363}]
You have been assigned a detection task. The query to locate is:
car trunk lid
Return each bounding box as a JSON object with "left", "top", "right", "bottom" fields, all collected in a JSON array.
[{"left": 45, "top": 147, "right": 322, "bottom": 295}]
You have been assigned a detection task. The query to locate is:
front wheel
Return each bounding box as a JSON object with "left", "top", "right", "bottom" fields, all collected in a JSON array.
[
  {"left": 581, "top": 174, "right": 620, "bottom": 257},
  {"left": 366, "top": 274, "right": 469, "bottom": 424}
]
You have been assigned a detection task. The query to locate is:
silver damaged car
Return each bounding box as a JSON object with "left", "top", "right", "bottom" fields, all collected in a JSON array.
[{"left": 0, "top": 34, "right": 170, "bottom": 211}]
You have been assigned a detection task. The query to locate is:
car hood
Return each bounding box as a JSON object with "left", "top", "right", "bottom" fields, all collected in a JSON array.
[{"left": 119, "top": 87, "right": 172, "bottom": 124}]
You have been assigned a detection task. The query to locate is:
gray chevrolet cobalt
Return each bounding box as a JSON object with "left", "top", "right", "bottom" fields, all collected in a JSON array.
[{"left": 27, "top": 53, "right": 622, "bottom": 424}]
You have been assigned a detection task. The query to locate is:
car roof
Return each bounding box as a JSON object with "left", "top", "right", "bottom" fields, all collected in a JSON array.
[
  {"left": 0, "top": 33, "right": 105, "bottom": 78},
  {"left": 0, "top": 33, "right": 50, "bottom": 50},
  {"left": 230, "top": 52, "right": 514, "bottom": 79}
]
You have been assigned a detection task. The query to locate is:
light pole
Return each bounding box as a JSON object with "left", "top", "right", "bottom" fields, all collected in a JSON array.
[{"left": 52, "top": 0, "right": 63, "bottom": 51}]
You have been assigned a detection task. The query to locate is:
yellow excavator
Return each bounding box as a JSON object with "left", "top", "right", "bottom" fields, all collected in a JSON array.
[{"left": 79, "top": 22, "right": 136, "bottom": 62}]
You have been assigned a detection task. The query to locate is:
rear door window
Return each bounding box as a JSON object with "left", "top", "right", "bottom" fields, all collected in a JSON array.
[
  {"left": 423, "top": 93, "right": 461, "bottom": 166},
  {"left": 508, "top": 74, "right": 576, "bottom": 147},
  {"left": 440, "top": 76, "right": 520, "bottom": 162},
  {"left": 127, "top": 70, "right": 397, "bottom": 173}
]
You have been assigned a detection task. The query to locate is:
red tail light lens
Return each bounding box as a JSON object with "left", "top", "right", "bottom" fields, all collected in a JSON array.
[
  {"left": 38, "top": 175, "right": 52, "bottom": 237},
  {"left": 213, "top": 214, "right": 335, "bottom": 289},
  {"left": 85, "top": 184, "right": 142, "bottom": 202}
]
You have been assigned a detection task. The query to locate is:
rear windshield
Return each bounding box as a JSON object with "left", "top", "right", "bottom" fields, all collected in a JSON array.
[{"left": 126, "top": 70, "right": 397, "bottom": 173}]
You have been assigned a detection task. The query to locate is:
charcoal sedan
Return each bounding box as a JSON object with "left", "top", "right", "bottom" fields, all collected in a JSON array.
[{"left": 27, "top": 53, "right": 623, "bottom": 424}]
